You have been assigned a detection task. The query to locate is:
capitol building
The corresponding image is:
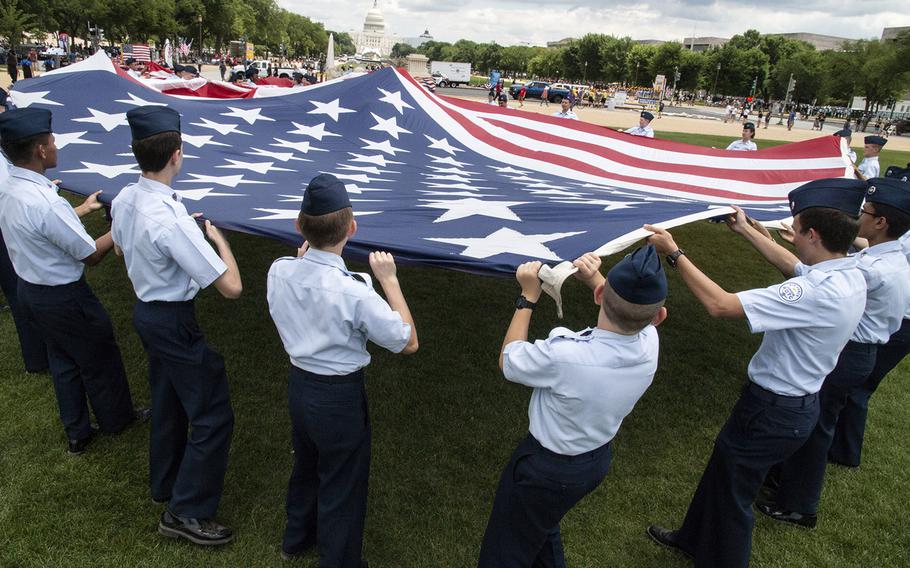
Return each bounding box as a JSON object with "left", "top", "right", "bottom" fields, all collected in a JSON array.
[{"left": 351, "top": 1, "right": 396, "bottom": 58}]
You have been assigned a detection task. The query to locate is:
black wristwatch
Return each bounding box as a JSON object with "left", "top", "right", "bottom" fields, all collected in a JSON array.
[
  {"left": 666, "top": 248, "right": 686, "bottom": 268},
  {"left": 515, "top": 295, "right": 537, "bottom": 310}
]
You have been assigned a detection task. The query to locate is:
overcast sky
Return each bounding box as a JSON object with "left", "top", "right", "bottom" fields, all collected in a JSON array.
[{"left": 280, "top": 0, "right": 908, "bottom": 46}]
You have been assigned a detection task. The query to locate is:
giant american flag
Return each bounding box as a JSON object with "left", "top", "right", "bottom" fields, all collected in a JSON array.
[{"left": 9, "top": 52, "right": 852, "bottom": 275}]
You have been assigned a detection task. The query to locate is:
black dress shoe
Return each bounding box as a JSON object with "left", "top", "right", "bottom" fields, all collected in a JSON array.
[
  {"left": 151, "top": 496, "right": 169, "bottom": 505},
  {"left": 134, "top": 406, "right": 152, "bottom": 423},
  {"left": 756, "top": 503, "right": 817, "bottom": 528},
  {"left": 158, "top": 509, "right": 234, "bottom": 546},
  {"left": 646, "top": 525, "right": 692, "bottom": 558},
  {"left": 67, "top": 426, "right": 99, "bottom": 455}
]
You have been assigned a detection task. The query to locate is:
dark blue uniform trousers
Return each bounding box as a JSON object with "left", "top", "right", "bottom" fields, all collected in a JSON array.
[
  {"left": 773, "top": 341, "right": 876, "bottom": 514},
  {"left": 133, "top": 300, "right": 233, "bottom": 519},
  {"left": 676, "top": 383, "right": 819, "bottom": 568},
  {"left": 0, "top": 229, "right": 48, "bottom": 372},
  {"left": 478, "top": 433, "right": 612, "bottom": 568},
  {"left": 17, "top": 277, "right": 134, "bottom": 440},
  {"left": 829, "top": 318, "right": 910, "bottom": 467},
  {"left": 283, "top": 366, "right": 371, "bottom": 568}
]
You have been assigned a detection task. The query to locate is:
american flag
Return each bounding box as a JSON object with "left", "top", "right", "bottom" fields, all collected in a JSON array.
[
  {"left": 122, "top": 44, "right": 152, "bottom": 62},
  {"left": 10, "top": 52, "right": 851, "bottom": 275}
]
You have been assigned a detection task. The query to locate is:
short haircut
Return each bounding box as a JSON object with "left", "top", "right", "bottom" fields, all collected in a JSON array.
[
  {"left": 298, "top": 207, "right": 354, "bottom": 248},
  {"left": 600, "top": 280, "right": 665, "bottom": 333},
  {"left": 869, "top": 202, "right": 910, "bottom": 238},
  {"left": 131, "top": 131, "right": 181, "bottom": 173},
  {"left": 1, "top": 132, "right": 50, "bottom": 165},
  {"left": 796, "top": 207, "right": 859, "bottom": 254}
]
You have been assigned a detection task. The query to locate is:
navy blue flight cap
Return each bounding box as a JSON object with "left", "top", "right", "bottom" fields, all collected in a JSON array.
[
  {"left": 865, "top": 177, "right": 910, "bottom": 215},
  {"left": 743, "top": 122, "right": 756, "bottom": 131},
  {"left": 125, "top": 57, "right": 137, "bottom": 65},
  {"left": 126, "top": 106, "right": 181, "bottom": 140},
  {"left": 172, "top": 64, "right": 185, "bottom": 73},
  {"left": 0, "top": 108, "right": 52, "bottom": 142},
  {"left": 641, "top": 111, "right": 654, "bottom": 121},
  {"left": 607, "top": 244, "right": 667, "bottom": 305},
  {"left": 788, "top": 178, "right": 866, "bottom": 216},
  {"left": 834, "top": 128, "right": 852, "bottom": 138},
  {"left": 864, "top": 135, "right": 887, "bottom": 146},
  {"left": 181, "top": 65, "right": 199, "bottom": 76},
  {"left": 301, "top": 174, "right": 352, "bottom": 215},
  {"left": 498, "top": 93, "right": 508, "bottom": 101}
]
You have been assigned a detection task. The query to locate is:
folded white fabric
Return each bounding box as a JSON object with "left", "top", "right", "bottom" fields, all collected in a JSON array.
[{"left": 538, "top": 261, "right": 579, "bottom": 318}]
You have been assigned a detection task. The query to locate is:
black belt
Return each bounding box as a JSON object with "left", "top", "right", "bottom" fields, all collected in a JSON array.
[
  {"left": 748, "top": 382, "right": 818, "bottom": 408},
  {"left": 138, "top": 299, "right": 195, "bottom": 307},
  {"left": 526, "top": 433, "right": 610, "bottom": 463},
  {"left": 290, "top": 365, "right": 364, "bottom": 384}
]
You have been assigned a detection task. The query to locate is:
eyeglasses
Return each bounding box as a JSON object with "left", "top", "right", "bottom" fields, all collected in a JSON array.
[{"left": 860, "top": 208, "right": 881, "bottom": 217}]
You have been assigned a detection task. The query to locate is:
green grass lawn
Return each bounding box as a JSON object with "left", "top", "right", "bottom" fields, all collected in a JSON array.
[{"left": 1, "top": 137, "right": 909, "bottom": 567}]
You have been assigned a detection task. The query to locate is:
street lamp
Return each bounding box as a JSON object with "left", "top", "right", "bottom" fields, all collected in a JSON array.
[
  {"left": 634, "top": 60, "right": 640, "bottom": 86},
  {"left": 583, "top": 61, "right": 588, "bottom": 84},
  {"left": 712, "top": 62, "right": 721, "bottom": 101},
  {"left": 196, "top": 14, "right": 203, "bottom": 64}
]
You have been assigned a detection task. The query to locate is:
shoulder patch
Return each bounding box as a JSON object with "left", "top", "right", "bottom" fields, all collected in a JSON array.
[{"left": 778, "top": 282, "right": 803, "bottom": 302}]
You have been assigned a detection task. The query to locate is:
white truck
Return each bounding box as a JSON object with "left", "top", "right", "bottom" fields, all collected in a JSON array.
[{"left": 430, "top": 61, "right": 471, "bottom": 88}]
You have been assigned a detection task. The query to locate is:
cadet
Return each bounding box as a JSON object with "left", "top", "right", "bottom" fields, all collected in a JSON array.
[
  {"left": 726, "top": 122, "right": 757, "bottom": 151},
  {"left": 551, "top": 98, "right": 577, "bottom": 120},
  {"left": 0, "top": 108, "right": 144, "bottom": 454},
  {"left": 856, "top": 135, "right": 886, "bottom": 179},
  {"left": 112, "top": 106, "right": 241, "bottom": 545},
  {"left": 830, "top": 177, "right": 910, "bottom": 467},
  {"left": 644, "top": 178, "right": 868, "bottom": 568},
  {"left": 756, "top": 176, "right": 910, "bottom": 527},
  {"left": 478, "top": 246, "right": 668, "bottom": 567},
  {"left": 267, "top": 173, "right": 418, "bottom": 567},
  {"left": 626, "top": 111, "right": 654, "bottom": 137}
]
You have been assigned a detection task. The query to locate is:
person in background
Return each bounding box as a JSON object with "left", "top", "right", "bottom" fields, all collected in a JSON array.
[{"left": 726, "top": 122, "right": 758, "bottom": 151}]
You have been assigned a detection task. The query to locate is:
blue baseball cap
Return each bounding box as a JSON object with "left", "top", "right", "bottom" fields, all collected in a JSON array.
[
  {"left": 126, "top": 106, "right": 181, "bottom": 140},
  {"left": 788, "top": 178, "right": 866, "bottom": 216},
  {"left": 301, "top": 174, "right": 351, "bottom": 215},
  {"left": 607, "top": 244, "right": 667, "bottom": 304},
  {"left": 865, "top": 177, "right": 910, "bottom": 215},
  {"left": 0, "top": 108, "right": 52, "bottom": 142}
]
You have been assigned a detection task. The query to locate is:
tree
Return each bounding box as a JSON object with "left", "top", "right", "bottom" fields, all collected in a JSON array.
[
  {"left": 846, "top": 39, "right": 910, "bottom": 111},
  {"left": 599, "top": 35, "right": 633, "bottom": 83},
  {"left": 330, "top": 31, "right": 355, "bottom": 56},
  {"left": 1, "top": 0, "right": 42, "bottom": 48},
  {"left": 626, "top": 43, "right": 656, "bottom": 86},
  {"left": 390, "top": 42, "right": 415, "bottom": 58},
  {"left": 528, "top": 48, "right": 562, "bottom": 79}
]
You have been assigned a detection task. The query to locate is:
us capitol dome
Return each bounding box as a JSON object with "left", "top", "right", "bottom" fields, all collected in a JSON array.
[{"left": 352, "top": 0, "right": 396, "bottom": 58}]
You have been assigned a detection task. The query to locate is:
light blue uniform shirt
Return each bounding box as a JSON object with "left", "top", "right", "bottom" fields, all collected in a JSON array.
[
  {"left": 0, "top": 165, "right": 96, "bottom": 285},
  {"left": 267, "top": 249, "right": 411, "bottom": 376},
  {"left": 857, "top": 156, "right": 880, "bottom": 179},
  {"left": 726, "top": 139, "right": 757, "bottom": 151},
  {"left": 852, "top": 241, "right": 910, "bottom": 342},
  {"left": 502, "top": 326, "right": 659, "bottom": 455},
  {"left": 111, "top": 176, "right": 226, "bottom": 302},
  {"left": 626, "top": 125, "right": 654, "bottom": 138},
  {"left": 736, "top": 257, "right": 866, "bottom": 396}
]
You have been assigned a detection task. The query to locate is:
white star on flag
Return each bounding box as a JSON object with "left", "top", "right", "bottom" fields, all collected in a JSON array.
[
  {"left": 344, "top": 184, "right": 392, "bottom": 194},
  {"left": 175, "top": 188, "right": 246, "bottom": 201},
  {"left": 370, "top": 113, "right": 411, "bottom": 139},
  {"left": 420, "top": 198, "right": 529, "bottom": 223},
  {"left": 253, "top": 208, "right": 381, "bottom": 220},
  {"left": 377, "top": 88, "right": 414, "bottom": 114},
  {"left": 424, "top": 174, "right": 480, "bottom": 184},
  {"left": 73, "top": 109, "right": 128, "bottom": 131},
  {"left": 62, "top": 162, "right": 140, "bottom": 178},
  {"left": 428, "top": 227, "right": 585, "bottom": 261},
  {"left": 348, "top": 154, "right": 403, "bottom": 167},
  {"left": 337, "top": 164, "right": 391, "bottom": 175},
  {"left": 422, "top": 183, "right": 491, "bottom": 191},
  {"left": 247, "top": 148, "right": 311, "bottom": 162},
  {"left": 286, "top": 122, "right": 340, "bottom": 141},
  {"left": 429, "top": 155, "right": 470, "bottom": 167},
  {"left": 114, "top": 93, "right": 168, "bottom": 106},
  {"left": 527, "top": 189, "right": 586, "bottom": 197},
  {"left": 428, "top": 166, "right": 480, "bottom": 176},
  {"left": 54, "top": 131, "right": 101, "bottom": 149},
  {"left": 425, "top": 135, "right": 463, "bottom": 155},
  {"left": 308, "top": 99, "right": 356, "bottom": 122},
  {"left": 489, "top": 166, "right": 530, "bottom": 175},
  {"left": 190, "top": 117, "right": 251, "bottom": 136},
  {"left": 216, "top": 159, "right": 294, "bottom": 175},
  {"left": 220, "top": 107, "right": 275, "bottom": 125},
  {"left": 182, "top": 134, "right": 230, "bottom": 148},
  {"left": 178, "top": 174, "right": 272, "bottom": 188},
  {"left": 9, "top": 90, "right": 63, "bottom": 107},
  {"left": 331, "top": 173, "right": 391, "bottom": 184},
  {"left": 419, "top": 190, "right": 498, "bottom": 198},
  {"left": 270, "top": 138, "right": 328, "bottom": 154},
  {"left": 360, "top": 138, "right": 409, "bottom": 156},
  {"left": 553, "top": 199, "right": 643, "bottom": 211}
]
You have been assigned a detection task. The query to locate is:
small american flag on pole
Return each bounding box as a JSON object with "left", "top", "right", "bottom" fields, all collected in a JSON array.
[{"left": 122, "top": 44, "right": 151, "bottom": 62}]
